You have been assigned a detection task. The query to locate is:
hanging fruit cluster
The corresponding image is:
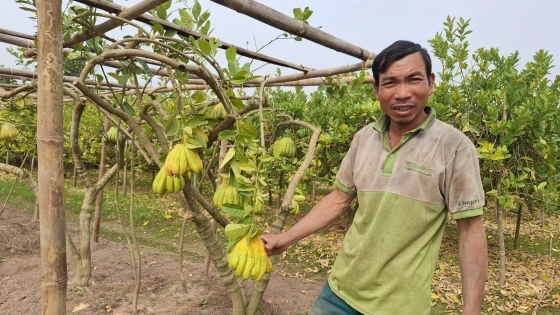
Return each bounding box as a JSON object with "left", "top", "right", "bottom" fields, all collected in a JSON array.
[
  {"left": 103, "top": 126, "right": 122, "bottom": 144},
  {"left": 152, "top": 143, "right": 203, "bottom": 196},
  {"left": 0, "top": 122, "right": 19, "bottom": 140},
  {"left": 272, "top": 137, "right": 296, "bottom": 158},
  {"left": 227, "top": 236, "right": 272, "bottom": 282}
]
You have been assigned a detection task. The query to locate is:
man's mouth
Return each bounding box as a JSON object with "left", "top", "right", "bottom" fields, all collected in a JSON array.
[{"left": 394, "top": 106, "right": 414, "bottom": 112}]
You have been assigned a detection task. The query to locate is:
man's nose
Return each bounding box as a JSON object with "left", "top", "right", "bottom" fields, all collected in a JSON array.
[{"left": 394, "top": 83, "right": 411, "bottom": 99}]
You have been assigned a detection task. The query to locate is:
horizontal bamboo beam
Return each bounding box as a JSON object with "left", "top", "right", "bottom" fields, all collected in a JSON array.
[
  {"left": 210, "top": 0, "right": 376, "bottom": 61},
  {"left": 0, "top": 28, "right": 36, "bottom": 40},
  {"left": 0, "top": 67, "right": 136, "bottom": 90},
  {"left": 74, "top": 0, "right": 310, "bottom": 72},
  {"left": 0, "top": 34, "right": 34, "bottom": 48}
]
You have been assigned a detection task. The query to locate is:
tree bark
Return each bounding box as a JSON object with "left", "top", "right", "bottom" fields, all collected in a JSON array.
[
  {"left": 496, "top": 177, "right": 506, "bottom": 286},
  {"left": 93, "top": 117, "right": 110, "bottom": 243},
  {"left": 37, "top": 0, "right": 67, "bottom": 313},
  {"left": 513, "top": 203, "right": 522, "bottom": 250}
]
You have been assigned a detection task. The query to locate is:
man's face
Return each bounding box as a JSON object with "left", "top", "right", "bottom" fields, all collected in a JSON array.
[{"left": 374, "top": 52, "right": 435, "bottom": 132}]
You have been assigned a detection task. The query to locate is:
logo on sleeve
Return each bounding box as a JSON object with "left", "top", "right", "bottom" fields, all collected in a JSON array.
[
  {"left": 457, "top": 199, "right": 480, "bottom": 207},
  {"left": 405, "top": 161, "right": 433, "bottom": 177}
]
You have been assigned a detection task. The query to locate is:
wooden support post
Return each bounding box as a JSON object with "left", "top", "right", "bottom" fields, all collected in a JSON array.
[{"left": 36, "top": 0, "right": 67, "bottom": 314}]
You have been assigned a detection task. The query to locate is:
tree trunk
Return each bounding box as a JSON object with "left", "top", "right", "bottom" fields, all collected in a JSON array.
[
  {"left": 513, "top": 203, "right": 522, "bottom": 250},
  {"left": 496, "top": 178, "right": 506, "bottom": 286},
  {"left": 93, "top": 117, "right": 110, "bottom": 243},
  {"left": 37, "top": 0, "right": 67, "bottom": 313}
]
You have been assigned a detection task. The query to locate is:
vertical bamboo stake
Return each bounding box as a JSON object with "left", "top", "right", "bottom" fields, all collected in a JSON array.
[
  {"left": 37, "top": 0, "right": 67, "bottom": 314},
  {"left": 93, "top": 117, "right": 110, "bottom": 243}
]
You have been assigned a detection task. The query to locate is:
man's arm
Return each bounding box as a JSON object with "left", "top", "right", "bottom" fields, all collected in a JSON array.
[
  {"left": 457, "top": 215, "right": 488, "bottom": 315},
  {"left": 260, "top": 188, "right": 354, "bottom": 256}
]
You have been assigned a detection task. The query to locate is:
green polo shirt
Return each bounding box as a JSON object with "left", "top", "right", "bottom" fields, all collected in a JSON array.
[{"left": 329, "top": 107, "right": 484, "bottom": 315}]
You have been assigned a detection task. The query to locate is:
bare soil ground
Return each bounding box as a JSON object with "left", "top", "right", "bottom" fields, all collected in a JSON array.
[{"left": 0, "top": 207, "right": 321, "bottom": 315}]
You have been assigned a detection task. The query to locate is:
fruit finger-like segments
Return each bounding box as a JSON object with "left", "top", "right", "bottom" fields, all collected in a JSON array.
[
  {"left": 254, "top": 254, "right": 268, "bottom": 282},
  {"left": 166, "top": 173, "right": 175, "bottom": 193},
  {"left": 251, "top": 253, "right": 263, "bottom": 280},
  {"left": 152, "top": 169, "right": 167, "bottom": 196},
  {"left": 242, "top": 250, "right": 254, "bottom": 280},
  {"left": 227, "top": 250, "right": 241, "bottom": 270},
  {"left": 265, "top": 256, "right": 273, "bottom": 273},
  {"left": 176, "top": 175, "right": 185, "bottom": 192},
  {"left": 185, "top": 148, "right": 203, "bottom": 173},
  {"left": 164, "top": 148, "right": 177, "bottom": 176},
  {"left": 235, "top": 251, "right": 248, "bottom": 277}
]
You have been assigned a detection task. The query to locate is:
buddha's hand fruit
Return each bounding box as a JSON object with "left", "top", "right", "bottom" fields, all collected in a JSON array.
[
  {"left": 272, "top": 137, "right": 295, "bottom": 158},
  {"left": 0, "top": 123, "right": 19, "bottom": 140},
  {"left": 227, "top": 236, "right": 272, "bottom": 282}
]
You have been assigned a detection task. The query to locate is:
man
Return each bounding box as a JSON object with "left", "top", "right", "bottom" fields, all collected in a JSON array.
[{"left": 260, "top": 40, "right": 488, "bottom": 315}]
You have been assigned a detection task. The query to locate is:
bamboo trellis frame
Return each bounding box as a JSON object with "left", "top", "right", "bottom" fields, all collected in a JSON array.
[{"left": 0, "top": 0, "right": 378, "bottom": 102}]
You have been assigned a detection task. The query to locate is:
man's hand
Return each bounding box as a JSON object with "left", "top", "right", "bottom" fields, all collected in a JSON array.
[
  {"left": 260, "top": 233, "right": 291, "bottom": 256},
  {"left": 457, "top": 215, "right": 488, "bottom": 315}
]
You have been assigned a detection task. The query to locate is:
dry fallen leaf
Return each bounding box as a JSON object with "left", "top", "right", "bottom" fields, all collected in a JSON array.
[{"left": 72, "top": 303, "right": 90, "bottom": 312}]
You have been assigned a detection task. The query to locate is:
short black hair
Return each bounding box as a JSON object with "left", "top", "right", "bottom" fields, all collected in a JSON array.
[{"left": 372, "top": 40, "right": 432, "bottom": 88}]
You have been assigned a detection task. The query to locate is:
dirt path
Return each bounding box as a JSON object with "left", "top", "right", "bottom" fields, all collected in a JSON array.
[{"left": 0, "top": 207, "right": 322, "bottom": 315}]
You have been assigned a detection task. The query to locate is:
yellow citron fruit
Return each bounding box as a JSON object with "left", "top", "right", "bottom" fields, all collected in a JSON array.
[
  {"left": 0, "top": 122, "right": 19, "bottom": 140},
  {"left": 192, "top": 127, "right": 209, "bottom": 144},
  {"left": 209, "top": 103, "right": 227, "bottom": 120},
  {"left": 213, "top": 182, "right": 242, "bottom": 209},
  {"left": 272, "top": 137, "right": 296, "bottom": 158},
  {"left": 226, "top": 236, "right": 273, "bottom": 282},
  {"left": 164, "top": 144, "right": 203, "bottom": 176}
]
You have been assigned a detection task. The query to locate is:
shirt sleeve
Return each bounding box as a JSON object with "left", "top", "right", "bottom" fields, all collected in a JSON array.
[
  {"left": 445, "top": 137, "right": 485, "bottom": 219},
  {"left": 333, "top": 130, "right": 362, "bottom": 197}
]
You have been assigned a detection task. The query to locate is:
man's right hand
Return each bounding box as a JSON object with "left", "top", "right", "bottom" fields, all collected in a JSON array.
[{"left": 259, "top": 233, "right": 291, "bottom": 256}]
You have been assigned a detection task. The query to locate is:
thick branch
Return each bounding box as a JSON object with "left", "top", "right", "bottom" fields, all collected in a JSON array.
[
  {"left": 207, "top": 101, "right": 270, "bottom": 146},
  {"left": 65, "top": 87, "right": 91, "bottom": 187},
  {"left": 67, "top": 0, "right": 169, "bottom": 47}
]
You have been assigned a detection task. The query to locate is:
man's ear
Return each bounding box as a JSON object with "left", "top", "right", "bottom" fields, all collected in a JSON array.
[
  {"left": 428, "top": 73, "right": 435, "bottom": 95},
  {"left": 372, "top": 83, "right": 379, "bottom": 100}
]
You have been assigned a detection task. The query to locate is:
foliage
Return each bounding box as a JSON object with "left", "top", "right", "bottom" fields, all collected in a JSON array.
[{"left": 428, "top": 16, "right": 560, "bottom": 216}]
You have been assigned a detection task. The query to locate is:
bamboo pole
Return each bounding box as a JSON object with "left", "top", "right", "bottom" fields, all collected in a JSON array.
[
  {"left": 210, "top": 0, "right": 375, "bottom": 61},
  {"left": 0, "top": 28, "right": 36, "bottom": 40},
  {"left": 73, "top": 0, "right": 310, "bottom": 72},
  {"left": 36, "top": 0, "right": 67, "bottom": 314},
  {"left": 0, "top": 67, "right": 136, "bottom": 90}
]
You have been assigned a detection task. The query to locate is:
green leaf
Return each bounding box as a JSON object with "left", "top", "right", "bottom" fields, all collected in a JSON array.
[
  {"left": 150, "top": 21, "right": 165, "bottom": 35},
  {"left": 222, "top": 205, "right": 246, "bottom": 219},
  {"left": 178, "top": 9, "right": 194, "bottom": 29},
  {"left": 224, "top": 223, "right": 250, "bottom": 238},
  {"left": 136, "top": 59, "right": 152, "bottom": 75},
  {"left": 225, "top": 46, "right": 237, "bottom": 62},
  {"left": 197, "top": 11, "right": 210, "bottom": 27},
  {"left": 156, "top": 4, "right": 167, "bottom": 19},
  {"left": 197, "top": 39, "right": 212, "bottom": 55},
  {"left": 192, "top": 90, "right": 206, "bottom": 103},
  {"left": 192, "top": 1, "right": 201, "bottom": 19},
  {"left": 218, "top": 130, "right": 236, "bottom": 140},
  {"left": 121, "top": 101, "right": 135, "bottom": 116},
  {"left": 220, "top": 147, "right": 236, "bottom": 168},
  {"left": 165, "top": 117, "right": 181, "bottom": 136},
  {"left": 230, "top": 160, "right": 241, "bottom": 178},
  {"left": 184, "top": 116, "right": 208, "bottom": 128},
  {"left": 164, "top": 28, "right": 178, "bottom": 37}
]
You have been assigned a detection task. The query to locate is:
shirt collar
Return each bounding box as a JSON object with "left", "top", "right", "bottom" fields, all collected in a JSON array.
[{"left": 372, "top": 106, "right": 436, "bottom": 134}]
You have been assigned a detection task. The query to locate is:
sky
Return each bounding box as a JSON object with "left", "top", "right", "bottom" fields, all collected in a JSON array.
[{"left": 1, "top": 0, "right": 559, "bottom": 86}]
